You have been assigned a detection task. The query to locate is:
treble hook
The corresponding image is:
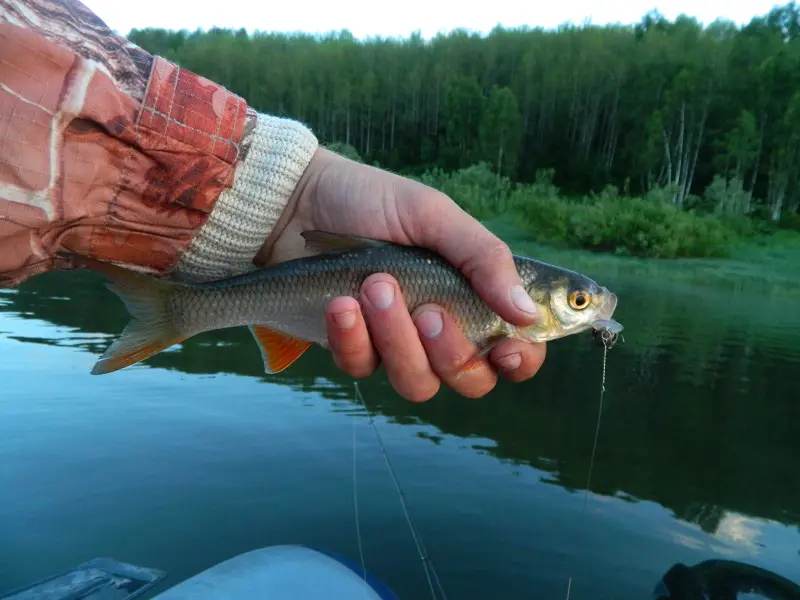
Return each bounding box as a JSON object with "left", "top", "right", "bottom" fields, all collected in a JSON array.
[{"left": 591, "top": 319, "right": 625, "bottom": 349}]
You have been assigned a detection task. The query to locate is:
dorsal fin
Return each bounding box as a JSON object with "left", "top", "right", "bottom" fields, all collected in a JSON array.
[
  {"left": 249, "top": 325, "right": 311, "bottom": 374},
  {"left": 301, "top": 230, "right": 389, "bottom": 255}
]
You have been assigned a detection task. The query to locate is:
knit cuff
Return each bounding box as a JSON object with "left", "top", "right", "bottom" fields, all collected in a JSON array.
[{"left": 173, "top": 114, "right": 319, "bottom": 282}]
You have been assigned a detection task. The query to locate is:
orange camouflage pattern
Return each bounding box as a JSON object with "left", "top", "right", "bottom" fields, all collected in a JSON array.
[{"left": 0, "top": 0, "right": 254, "bottom": 287}]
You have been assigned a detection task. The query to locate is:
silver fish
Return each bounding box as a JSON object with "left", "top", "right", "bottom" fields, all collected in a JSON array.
[{"left": 63, "top": 231, "right": 620, "bottom": 376}]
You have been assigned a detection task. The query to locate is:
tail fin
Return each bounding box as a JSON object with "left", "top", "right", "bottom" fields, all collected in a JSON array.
[{"left": 65, "top": 255, "right": 187, "bottom": 375}]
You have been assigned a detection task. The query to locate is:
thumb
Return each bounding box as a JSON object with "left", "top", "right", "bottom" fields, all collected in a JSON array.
[{"left": 398, "top": 186, "right": 540, "bottom": 328}]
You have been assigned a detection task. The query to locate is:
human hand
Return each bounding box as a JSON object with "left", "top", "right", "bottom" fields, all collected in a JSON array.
[{"left": 256, "top": 147, "right": 547, "bottom": 402}]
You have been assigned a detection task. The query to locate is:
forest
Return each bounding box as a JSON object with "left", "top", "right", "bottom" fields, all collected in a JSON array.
[{"left": 128, "top": 4, "right": 800, "bottom": 258}]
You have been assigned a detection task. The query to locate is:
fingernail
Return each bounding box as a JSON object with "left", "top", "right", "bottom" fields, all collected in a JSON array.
[
  {"left": 366, "top": 281, "right": 395, "bottom": 310},
  {"left": 332, "top": 310, "right": 356, "bottom": 329},
  {"left": 416, "top": 310, "right": 443, "bottom": 339},
  {"left": 496, "top": 353, "right": 522, "bottom": 371},
  {"left": 511, "top": 285, "right": 539, "bottom": 317}
]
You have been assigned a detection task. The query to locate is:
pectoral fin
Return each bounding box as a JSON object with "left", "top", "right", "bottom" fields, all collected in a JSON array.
[
  {"left": 454, "top": 336, "right": 508, "bottom": 380},
  {"left": 249, "top": 325, "right": 311, "bottom": 374}
]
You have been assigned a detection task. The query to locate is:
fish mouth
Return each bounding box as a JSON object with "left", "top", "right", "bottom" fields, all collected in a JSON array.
[
  {"left": 594, "top": 288, "right": 617, "bottom": 320},
  {"left": 591, "top": 288, "right": 622, "bottom": 334},
  {"left": 605, "top": 290, "right": 618, "bottom": 316}
]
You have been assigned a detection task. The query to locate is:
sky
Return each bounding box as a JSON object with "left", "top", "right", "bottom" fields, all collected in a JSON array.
[{"left": 83, "top": 0, "right": 783, "bottom": 39}]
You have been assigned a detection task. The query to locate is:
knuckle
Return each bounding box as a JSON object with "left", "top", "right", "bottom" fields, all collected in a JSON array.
[
  {"left": 430, "top": 341, "right": 479, "bottom": 379},
  {"left": 438, "top": 354, "right": 472, "bottom": 380},
  {"left": 486, "top": 239, "right": 513, "bottom": 264},
  {"left": 462, "top": 238, "right": 514, "bottom": 283},
  {"left": 331, "top": 339, "right": 377, "bottom": 378},
  {"left": 334, "top": 339, "right": 369, "bottom": 359},
  {"left": 414, "top": 191, "right": 450, "bottom": 242}
]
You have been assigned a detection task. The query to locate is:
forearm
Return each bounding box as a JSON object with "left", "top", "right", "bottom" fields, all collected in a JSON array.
[{"left": 0, "top": 0, "right": 318, "bottom": 287}]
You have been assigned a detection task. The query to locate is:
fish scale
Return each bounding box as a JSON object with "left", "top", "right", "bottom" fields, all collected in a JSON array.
[
  {"left": 176, "top": 244, "right": 502, "bottom": 347},
  {"left": 61, "top": 231, "right": 620, "bottom": 376}
]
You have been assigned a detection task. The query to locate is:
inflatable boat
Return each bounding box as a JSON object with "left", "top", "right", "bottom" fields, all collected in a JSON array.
[
  {"left": 4, "top": 547, "right": 800, "bottom": 600},
  {"left": 0, "top": 545, "right": 399, "bottom": 600}
]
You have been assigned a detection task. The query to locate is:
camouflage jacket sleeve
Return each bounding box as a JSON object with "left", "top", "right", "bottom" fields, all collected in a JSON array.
[{"left": 0, "top": 0, "right": 318, "bottom": 287}]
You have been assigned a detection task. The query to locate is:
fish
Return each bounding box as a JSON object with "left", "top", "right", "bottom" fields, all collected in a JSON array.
[{"left": 60, "top": 231, "right": 621, "bottom": 376}]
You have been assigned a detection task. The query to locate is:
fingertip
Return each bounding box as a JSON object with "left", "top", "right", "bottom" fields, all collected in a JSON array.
[
  {"left": 412, "top": 304, "right": 498, "bottom": 399},
  {"left": 494, "top": 352, "right": 522, "bottom": 372},
  {"left": 459, "top": 240, "right": 539, "bottom": 328},
  {"left": 508, "top": 284, "right": 540, "bottom": 326},
  {"left": 360, "top": 272, "right": 401, "bottom": 313},
  {"left": 327, "top": 296, "right": 361, "bottom": 328},
  {"left": 491, "top": 340, "right": 547, "bottom": 383},
  {"left": 411, "top": 305, "right": 444, "bottom": 340},
  {"left": 358, "top": 277, "right": 441, "bottom": 402},
  {"left": 325, "top": 296, "right": 379, "bottom": 379}
]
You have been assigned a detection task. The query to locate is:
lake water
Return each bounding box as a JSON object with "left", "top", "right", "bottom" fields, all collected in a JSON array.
[{"left": 1, "top": 243, "right": 799, "bottom": 599}]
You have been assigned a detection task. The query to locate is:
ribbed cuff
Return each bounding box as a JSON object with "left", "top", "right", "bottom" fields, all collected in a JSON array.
[{"left": 173, "top": 114, "right": 318, "bottom": 282}]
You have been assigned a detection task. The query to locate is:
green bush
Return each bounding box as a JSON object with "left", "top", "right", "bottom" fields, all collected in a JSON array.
[
  {"left": 778, "top": 212, "right": 800, "bottom": 231},
  {"left": 513, "top": 188, "right": 731, "bottom": 259},
  {"left": 412, "top": 162, "right": 797, "bottom": 260},
  {"left": 418, "top": 162, "right": 512, "bottom": 220},
  {"left": 510, "top": 190, "right": 570, "bottom": 245}
]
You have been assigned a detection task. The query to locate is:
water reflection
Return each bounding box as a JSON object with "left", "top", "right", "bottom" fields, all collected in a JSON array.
[{"left": 3, "top": 266, "right": 800, "bottom": 551}]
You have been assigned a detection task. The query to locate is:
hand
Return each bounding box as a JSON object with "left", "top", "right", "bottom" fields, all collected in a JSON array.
[{"left": 256, "top": 147, "right": 547, "bottom": 402}]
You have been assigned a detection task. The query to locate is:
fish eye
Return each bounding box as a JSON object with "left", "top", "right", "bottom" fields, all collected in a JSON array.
[{"left": 568, "top": 290, "right": 591, "bottom": 310}]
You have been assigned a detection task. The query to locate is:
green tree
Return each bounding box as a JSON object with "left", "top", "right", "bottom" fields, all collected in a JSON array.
[
  {"left": 126, "top": 2, "right": 800, "bottom": 223},
  {"left": 479, "top": 86, "right": 523, "bottom": 177}
]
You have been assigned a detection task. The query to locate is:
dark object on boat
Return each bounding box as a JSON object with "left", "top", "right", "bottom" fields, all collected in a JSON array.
[{"left": 652, "top": 559, "right": 800, "bottom": 600}]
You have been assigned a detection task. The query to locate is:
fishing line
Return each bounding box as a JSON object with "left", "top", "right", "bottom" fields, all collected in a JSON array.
[
  {"left": 566, "top": 330, "right": 615, "bottom": 600},
  {"left": 353, "top": 413, "right": 367, "bottom": 581},
  {"left": 353, "top": 382, "right": 448, "bottom": 600},
  {"left": 583, "top": 339, "right": 609, "bottom": 514}
]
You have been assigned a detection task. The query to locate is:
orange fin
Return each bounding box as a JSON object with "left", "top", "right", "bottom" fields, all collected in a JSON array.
[
  {"left": 454, "top": 336, "right": 507, "bottom": 381},
  {"left": 249, "top": 325, "right": 311, "bottom": 374}
]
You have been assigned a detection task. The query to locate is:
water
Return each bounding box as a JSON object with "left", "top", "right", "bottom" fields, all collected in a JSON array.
[{"left": 1, "top": 251, "right": 799, "bottom": 599}]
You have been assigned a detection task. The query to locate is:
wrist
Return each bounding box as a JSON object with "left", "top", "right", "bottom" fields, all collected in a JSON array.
[
  {"left": 255, "top": 146, "right": 342, "bottom": 266},
  {"left": 174, "top": 113, "right": 318, "bottom": 281}
]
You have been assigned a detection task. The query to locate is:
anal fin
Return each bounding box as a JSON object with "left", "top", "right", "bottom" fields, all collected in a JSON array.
[{"left": 249, "top": 325, "right": 311, "bottom": 374}]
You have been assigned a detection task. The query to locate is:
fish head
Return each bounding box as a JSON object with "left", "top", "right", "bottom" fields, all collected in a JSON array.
[{"left": 516, "top": 267, "right": 618, "bottom": 343}]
